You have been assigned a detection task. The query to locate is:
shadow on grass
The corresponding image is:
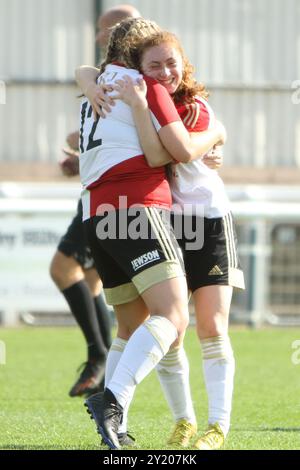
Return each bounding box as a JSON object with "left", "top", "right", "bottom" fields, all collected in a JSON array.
[
  {"left": 233, "top": 427, "right": 300, "bottom": 433},
  {"left": 258, "top": 427, "right": 300, "bottom": 433}
]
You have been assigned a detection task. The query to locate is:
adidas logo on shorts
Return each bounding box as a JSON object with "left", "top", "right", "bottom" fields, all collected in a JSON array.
[
  {"left": 131, "top": 250, "right": 160, "bottom": 271},
  {"left": 208, "top": 265, "right": 224, "bottom": 276}
]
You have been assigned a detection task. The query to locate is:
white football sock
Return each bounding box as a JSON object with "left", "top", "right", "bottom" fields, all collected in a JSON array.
[
  {"left": 105, "top": 337, "right": 127, "bottom": 386},
  {"left": 156, "top": 346, "right": 196, "bottom": 425},
  {"left": 201, "top": 335, "right": 235, "bottom": 436},
  {"left": 104, "top": 337, "right": 132, "bottom": 434},
  {"left": 108, "top": 316, "right": 178, "bottom": 408}
]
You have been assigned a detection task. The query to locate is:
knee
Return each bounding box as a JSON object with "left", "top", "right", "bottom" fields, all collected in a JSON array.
[
  {"left": 177, "top": 313, "right": 189, "bottom": 336},
  {"left": 153, "top": 300, "right": 189, "bottom": 336},
  {"left": 196, "top": 318, "right": 228, "bottom": 340},
  {"left": 49, "top": 252, "right": 83, "bottom": 290},
  {"left": 116, "top": 324, "right": 137, "bottom": 340},
  {"left": 49, "top": 255, "right": 62, "bottom": 286},
  {"left": 167, "top": 306, "right": 189, "bottom": 337}
]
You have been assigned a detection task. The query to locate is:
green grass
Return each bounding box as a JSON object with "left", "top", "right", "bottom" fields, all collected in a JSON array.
[{"left": 0, "top": 326, "right": 300, "bottom": 450}]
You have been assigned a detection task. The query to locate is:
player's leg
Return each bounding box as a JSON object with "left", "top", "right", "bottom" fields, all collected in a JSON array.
[
  {"left": 84, "top": 209, "right": 190, "bottom": 449},
  {"left": 110, "top": 301, "right": 195, "bottom": 448},
  {"left": 50, "top": 250, "right": 107, "bottom": 396},
  {"left": 108, "top": 299, "right": 196, "bottom": 448},
  {"left": 104, "top": 207, "right": 189, "bottom": 410},
  {"left": 86, "top": 291, "right": 192, "bottom": 449},
  {"left": 105, "top": 297, "right": 149, "bottom": 446},
  {"left": 193, "top": 284, "right": 233, "bottom": 449},
  {"left": 50, "top": 202, "right": 107, "bottom": 396},
  {"left": 110, "top": 298, "right": 197, "bottom": 448},
  {"left": 50, "top": 249, "right": 84, "bottom": 290},
  {"left": 156, "top": 333, "right": 197, "bottom": 448},
  {"left": 99, "top": 277, "right": 188, "bottom": 449},
  {"left": 85, "top": 268, "right": 112, "bottom": 350},
  {"left": 151, "top": 212, "right": 198, "bottom": 447},
  {"left": 189, "top": 214, "right": 244, "bottom": 450}
]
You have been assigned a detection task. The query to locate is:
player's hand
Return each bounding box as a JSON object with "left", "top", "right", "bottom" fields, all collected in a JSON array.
[
  {"left": 85, "top": 82, "right": 115, "bottom": 119},
  {"left": 112, "top": 75, "right": 148, "bottom": 109},
  {"left": 203, "top": 145, "right": 223, "bottom": 169},
  {"left": 60, "top": 148, "right": 80, "bottom": 176}
]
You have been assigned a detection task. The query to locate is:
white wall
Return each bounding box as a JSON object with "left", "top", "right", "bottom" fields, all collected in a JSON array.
[{"left": 0, "top": 0, "right": 299, "bottom": 167}]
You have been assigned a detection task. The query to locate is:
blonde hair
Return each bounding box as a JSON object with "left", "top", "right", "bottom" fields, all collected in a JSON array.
[
  {"left": 99, "top": 17, "right": 161, "bottom": 74},
  {"left": 126, "top": 30, "right": 209, "bottom": 103}
]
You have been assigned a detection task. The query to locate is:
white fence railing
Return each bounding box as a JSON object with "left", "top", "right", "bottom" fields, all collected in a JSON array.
[{"left": 1, "top": 183, "right": 300, "bottom": 327}]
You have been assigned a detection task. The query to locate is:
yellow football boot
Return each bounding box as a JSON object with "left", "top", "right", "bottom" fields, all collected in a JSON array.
[
  {"left": 194, "top": 423, "right": 225, "bottom": 450},
  {"left": 167, "top": 419, "right": 197, "bottom": 448}
]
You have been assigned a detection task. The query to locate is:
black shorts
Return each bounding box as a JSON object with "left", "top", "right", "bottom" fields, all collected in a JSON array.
[
  {"left": 58, "top": 200, "right": 95, "bottom": 270},
  {"left": 84, "top": 207, "right": 185, "bottom": 305},
  {"left": 172, "top": 212, "right": 245, "bottom": 292}
]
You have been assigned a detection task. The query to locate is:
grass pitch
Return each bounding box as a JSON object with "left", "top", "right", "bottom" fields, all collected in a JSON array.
[{"left": 0, "top": 326, "right": 300, "bottom": 450}]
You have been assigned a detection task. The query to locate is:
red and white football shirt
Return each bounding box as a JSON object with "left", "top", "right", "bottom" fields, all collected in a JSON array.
[
  {"left": 171, "top": 97, "right": 231, "bottom": 218},
  {"left": 79, "top": 64, "right": 181, "bottom": 220}
]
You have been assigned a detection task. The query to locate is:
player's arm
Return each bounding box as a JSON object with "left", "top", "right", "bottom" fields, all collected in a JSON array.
[
  {"left": 129, "top": 93, "right": 225, "bottom": 168},
  {"left": 75, "top": 65, "right": 115, "bottom": 118},
  {"left": 113, "top": 76, "right": 173, "bottom": 167},
  {"left": 161, "top": 122, "right": 226, "bottom": 163},
  {"left": 130, "top": 102, "right": 173, "bottom": 167},
  {"left": 113, "top": 75, "right": 226, "bottom": 164},
  {"left": 76, "top": 72, "right": 226, "bottom": 166},
  {"left": 187, "top": 128, "right": 226, "bottom": 165}
]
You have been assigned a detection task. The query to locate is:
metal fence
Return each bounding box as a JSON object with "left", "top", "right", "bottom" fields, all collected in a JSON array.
[
  {"left": 269, "top": 224, "right": 300, "bottom": 323},
  {"left": 230, "top": 188, "right": 300, "bottom": 326}
]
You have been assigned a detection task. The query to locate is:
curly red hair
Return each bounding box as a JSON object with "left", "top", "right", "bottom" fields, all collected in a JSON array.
[{"left": 125, "top": 30, "right": 209, "bottom": 103}]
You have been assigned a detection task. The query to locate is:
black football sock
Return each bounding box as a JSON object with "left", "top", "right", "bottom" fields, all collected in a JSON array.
[
  {"left": 94, "top": 294, "right": 112, "bottom": 350},
  {"left": 62, "top": 281, "right": 107, "bottom": 361}
]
